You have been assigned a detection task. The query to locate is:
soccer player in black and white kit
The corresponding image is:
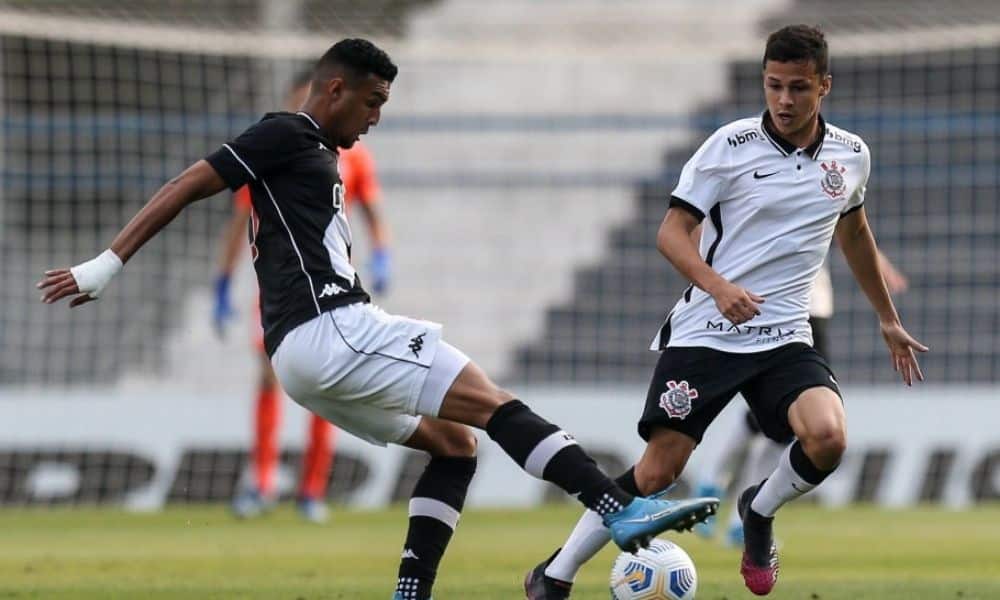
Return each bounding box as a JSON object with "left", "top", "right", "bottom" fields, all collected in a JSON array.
[
  {"left": 524, "top": 25, "right": 927, "bottom": 598},
  {"left": 36, "top": 39, "right": 719, "bottom": 600}
]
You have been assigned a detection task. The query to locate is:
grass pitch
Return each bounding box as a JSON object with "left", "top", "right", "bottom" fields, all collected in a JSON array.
[{"left": 0, "top": 503, "right": 997, "bottom": 599}]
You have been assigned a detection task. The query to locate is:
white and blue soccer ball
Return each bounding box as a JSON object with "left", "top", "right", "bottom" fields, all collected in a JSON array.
[{"left": 609, "top": 538, "right": 697, "bottom": 600}]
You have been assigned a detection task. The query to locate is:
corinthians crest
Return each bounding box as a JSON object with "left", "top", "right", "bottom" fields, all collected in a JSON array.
[
  {"left": 659, "top": 380, "right": 698, "bottom": 419},
  {"left": 820, "top": 160, "right": 847, "bottom": 199}
]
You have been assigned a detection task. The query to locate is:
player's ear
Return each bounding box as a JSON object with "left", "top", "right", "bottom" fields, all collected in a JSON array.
[
  {"left": 325, "top": 77, "right": 346, "bottom": 102},
  {"left": 819, "top": 74, "right": 832, "bottom": 98}
]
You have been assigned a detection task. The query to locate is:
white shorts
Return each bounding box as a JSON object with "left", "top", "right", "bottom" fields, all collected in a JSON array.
[{"left": 270, "top": 303, "right": 470, "bottom": 446}]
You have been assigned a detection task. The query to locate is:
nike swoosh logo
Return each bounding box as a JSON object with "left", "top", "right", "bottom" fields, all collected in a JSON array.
[
  {"left": 619, "top": 507, "right": 677, "bottom": 523},
  {"left": 753, "top": 170, "right": 779, "bottom": 179}
]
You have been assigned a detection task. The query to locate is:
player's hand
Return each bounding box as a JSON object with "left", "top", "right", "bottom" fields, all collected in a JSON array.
[
  {"left": 369, "top": 248, "right": 391, "bottom": 295},
  {"left": 37, "top": 269, "right": 96, "bottom": 307},
  {"left": 709, "top": 280, "right": 764, "bottom": 325},
  {"left": 880, "top": 321, "right": 928, "bottom": 386},
  {"left": 37, "top": 250, "right": 122, "bottom": 307},
  {"left": 212, "top": 274, "right": 236, "bottom": 338}
]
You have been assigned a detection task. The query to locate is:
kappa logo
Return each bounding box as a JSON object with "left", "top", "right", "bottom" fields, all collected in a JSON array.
[
  {"left": 318, "top": 282, "right": 346, "bottom": 298},
  {"left": 318, "top": 142, "right": 329, "bottom": 151},
  {"left": 659, "top": 380, "right": 698, "bottom": 419},
  {"left": 408, "top": 332, "right": 426, "bottom": 358},
  {"left": 400, "top": 548, "right": 420, "bottom": 560},
  {"left": 820, "top": 160, "right": 848, "bottom": 199}
]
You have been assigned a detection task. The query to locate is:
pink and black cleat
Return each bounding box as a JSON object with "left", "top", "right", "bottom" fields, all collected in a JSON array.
[{"left": 736, "top": 482, "right": 779, "bottom": 595}]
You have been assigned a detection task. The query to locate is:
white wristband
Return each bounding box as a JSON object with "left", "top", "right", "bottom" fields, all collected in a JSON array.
[{"left": 69, "top": 249, "right": 123, "bottom": 299}]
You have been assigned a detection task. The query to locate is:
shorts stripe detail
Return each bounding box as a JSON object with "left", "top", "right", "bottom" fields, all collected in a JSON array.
[
  {"left": 328, "top": 312, "right": 429, "bottom": 368},
  {"left": 524, "top": 430, "right": 578, "bottom": 479},
  {"left": 408, "top": 497, "right": 460, "bottom": 530}
]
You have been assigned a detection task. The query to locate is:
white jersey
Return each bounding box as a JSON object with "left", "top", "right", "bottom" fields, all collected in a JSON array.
[
  {"left": 652, "top": 112, "right": 869, "bottom": 353},
  {"left": 809, "top": 262, "right": 834, "bottom": 319}
]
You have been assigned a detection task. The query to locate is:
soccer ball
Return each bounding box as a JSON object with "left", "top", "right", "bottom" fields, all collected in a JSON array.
[{"left": 609, "top": 538, "right": 697, "bottom": 600}]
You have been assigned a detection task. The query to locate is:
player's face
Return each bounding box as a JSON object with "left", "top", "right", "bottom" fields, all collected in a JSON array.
[
  {"left": 326, "top": 74, "right": 390, "bottom": 149},
  {"left": 763, "top": 59, "right": 831, "bottom": 141}
]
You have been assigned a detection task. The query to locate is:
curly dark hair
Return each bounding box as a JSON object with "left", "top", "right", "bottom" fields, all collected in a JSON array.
[
  {"left": 315, "top": 38, "right": 398, "bottom": 85},
  {"left": 763, "top": 25, "right": 828, "bottom": 77}
]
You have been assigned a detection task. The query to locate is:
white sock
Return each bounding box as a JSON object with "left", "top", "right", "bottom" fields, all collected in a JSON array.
[
  {"left": 730, "top": 437, "right": 786, "bottom": 528},
  {"left": 544, "top": 509, "right": 610, "bottom": 582},
  {"left": 750, "top": 442, "right": 818, "bottom": 517}
]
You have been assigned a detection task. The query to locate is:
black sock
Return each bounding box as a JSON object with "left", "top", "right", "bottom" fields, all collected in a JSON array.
[
  {"left": 614, "top": 467, "right": 642, "bottom": 497},
  {"left": 789, "top": 440, "right": 836, "bottom": 484},
  {"left": 396, "top": 455, "right": 476, "bottom": 600},
  {"left": 485, "top": 400, "right": 633, "bottom": 515}
]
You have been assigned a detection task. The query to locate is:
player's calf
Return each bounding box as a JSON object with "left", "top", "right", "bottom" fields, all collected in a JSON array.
[{"left": 395, "top": 455, "right": 476, "bottom": 600}]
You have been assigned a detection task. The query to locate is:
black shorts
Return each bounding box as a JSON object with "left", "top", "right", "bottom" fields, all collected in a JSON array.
[
  {"left": 809, "top": 315, "right": 830, "bottom": 359},
  {"left": 638, "top": 342, "right": 840, "bottom": 444}
]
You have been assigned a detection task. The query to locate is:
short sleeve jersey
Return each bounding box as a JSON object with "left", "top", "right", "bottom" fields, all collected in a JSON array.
[
  {"left": 206, "top": 111, "right": 369, "bottom": 357},
  {"left": 652, "top": 112, "right": 870, "bottom": 353},
  {"left": 234, "top": 142, "right": 381, "bottom": 213}
]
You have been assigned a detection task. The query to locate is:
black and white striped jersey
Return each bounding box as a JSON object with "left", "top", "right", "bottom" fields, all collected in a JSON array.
[
  {"left": 206, "top": 111, "right": 369, "bottom": 356},
  {"left": 652, "top": 112, "right": 870, "bottom": 353}
]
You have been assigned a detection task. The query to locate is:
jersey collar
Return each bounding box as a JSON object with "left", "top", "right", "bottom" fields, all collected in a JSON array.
[
  {"left": 761, "top": 110, "right": 826, "bottom": 160},
  {"left": 296, "top": 111, "right": 321, "bottom": 130}
]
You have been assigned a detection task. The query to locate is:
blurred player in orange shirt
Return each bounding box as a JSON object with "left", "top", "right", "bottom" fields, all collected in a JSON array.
[{"left": 213, "top": 71, "right": 392, "bottom": 522}]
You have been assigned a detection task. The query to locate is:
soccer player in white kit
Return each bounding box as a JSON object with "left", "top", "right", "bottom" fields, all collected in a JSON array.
[
  {"left": 36, "top": 39, "right": 719, "bottom": 600},
  {"left": 524, "top": 25, "right": 927, "bottom": 598}
]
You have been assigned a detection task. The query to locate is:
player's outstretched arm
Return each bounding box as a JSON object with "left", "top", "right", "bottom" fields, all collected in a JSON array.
[
  {"left": 836, "top": 207, "right": 928, "bottom": 385},
  {"left": 657, "top": 207, "right": 764, "bottom": 325},
  {"left": 38, "top": 160, "right": 227, "bottom": 307}
]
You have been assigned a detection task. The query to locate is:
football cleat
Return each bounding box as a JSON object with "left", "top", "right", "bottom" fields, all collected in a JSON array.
[
  {"left": 737, "top": 482, "right": 779, "bottom": 595},
  {"left": 523, "top": 549, "right": 572, "bottom": 599},
  {"left": 231, "top": 488, "right": 276, "bottom": 520},
  {"left": 692, "top": 482, "right": 724, "bottom": 539},
  {"left": 296, "top": 496, "right": 329, "bottom": 524},
  {"left": 603, "top": 495, "right": 719, "bottom": 553}
]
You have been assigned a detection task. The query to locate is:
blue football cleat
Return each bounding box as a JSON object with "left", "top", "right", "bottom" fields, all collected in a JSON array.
[
  {"left": 296, "top": 496, "right": 329, "bottom": 524},
  {"left": 231, "top": 488, "right": 276, "bottom": 520},
  {"left": 692, "top": 483, "right": 724, "bottom": 539},
  {"left": 603, "top": 495, "right": 720, "bottom": 553}
]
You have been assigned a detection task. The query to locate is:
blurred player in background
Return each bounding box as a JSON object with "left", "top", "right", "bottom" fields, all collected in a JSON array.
[
  {"left": 40, "top": 39, "right": 719, "bottom": 600},
  {"left": 692, "top": 256, "right": 908, "bottom": 546},
  {"left": 213, "top": 70, "right": 392, "bottom": 522},
  {"left": 525, "top": 25, "right": 927, "bottom": 599}
]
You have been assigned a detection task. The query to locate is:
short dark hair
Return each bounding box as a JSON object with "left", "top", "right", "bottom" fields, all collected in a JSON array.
[
  {"left": 763, "top": 25, "right": 828, "bottom": 77},
  {"left": 314, "top": 38, "right": 398, "bottom": 85}
]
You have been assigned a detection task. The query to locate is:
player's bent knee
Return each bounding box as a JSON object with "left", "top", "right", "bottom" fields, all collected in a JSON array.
[
  {"left": 440, "top": 427, "right": 478, "bottom": 458},
  {"left": 800, "top": 425, "right": 846, "bottom": 468},
  {"left": 405, "top": 418, "right": 479, "bottom": 458}
]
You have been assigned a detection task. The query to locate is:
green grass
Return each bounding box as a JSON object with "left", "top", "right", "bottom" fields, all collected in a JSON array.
[{"left": 0, "top": 504, "right": 997, "bottom": 599}]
